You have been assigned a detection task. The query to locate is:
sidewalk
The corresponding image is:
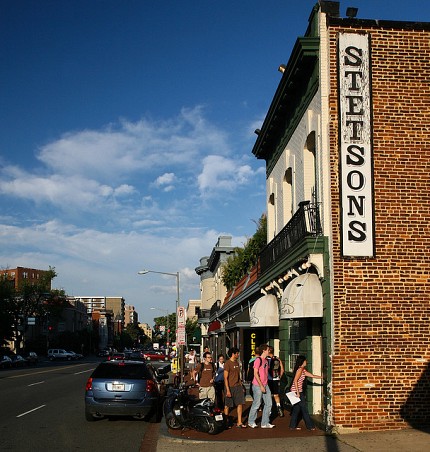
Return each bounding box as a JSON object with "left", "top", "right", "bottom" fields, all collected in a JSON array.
[{"left": 154, "top": 401, "right": 430, "bottom": 452}]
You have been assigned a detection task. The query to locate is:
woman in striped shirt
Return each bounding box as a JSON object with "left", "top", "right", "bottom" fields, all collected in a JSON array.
[{"left": 289, "top": 355, "right": 322, "bottom": 431}]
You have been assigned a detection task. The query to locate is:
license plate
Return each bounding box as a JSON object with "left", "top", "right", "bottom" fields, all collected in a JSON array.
[
  {"left": 112, "top": 383, "right": 125, "bottom": 391},
  {"left": 174, "top": 409, "right": 181, "bottom": 416},
  {"left": 215, "top": 414, "right": 223, "bottom": 421}
]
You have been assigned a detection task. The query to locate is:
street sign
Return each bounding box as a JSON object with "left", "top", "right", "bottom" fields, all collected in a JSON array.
[
  {"left": 177, "top": 306, "right": 186, "bottom": 326},
  {"left": 177, "top": 325, "right": 186, "bottom": 345}
]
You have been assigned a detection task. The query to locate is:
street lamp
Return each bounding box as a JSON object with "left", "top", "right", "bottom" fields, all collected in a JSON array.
[
  {"left": 150, "top": 307, "right": 169, "bottom": 355},
  {"left": 138, "top": 269, "right": 183, "bottom": 383}
]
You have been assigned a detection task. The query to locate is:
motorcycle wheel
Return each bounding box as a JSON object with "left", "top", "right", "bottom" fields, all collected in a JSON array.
[
  {"left": 206, "top": 419, "right": 221, "bottom": 435},
  {"left": 165, "top": 414, "right": 182, "bottom": 430}
]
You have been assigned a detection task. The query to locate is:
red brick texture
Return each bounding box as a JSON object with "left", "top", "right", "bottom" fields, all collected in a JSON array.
[{"left": 328, "top": 24, "right": 430, "bottom": 430}]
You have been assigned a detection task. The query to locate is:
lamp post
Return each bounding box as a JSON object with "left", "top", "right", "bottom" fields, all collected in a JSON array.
[
  {"left": 150, "top": 307, "right": 169, "bottom": 355},
  {"left": 138, "top": 269, "right": 182, "bottom": 383}
]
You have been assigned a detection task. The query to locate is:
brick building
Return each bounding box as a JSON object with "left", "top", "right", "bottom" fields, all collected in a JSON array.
[
  {"left": 2, "top": 267, "right": 52, "bottom": 290},
  {"left": 250, "top": 1, "right": 430, "bottom": 432}
]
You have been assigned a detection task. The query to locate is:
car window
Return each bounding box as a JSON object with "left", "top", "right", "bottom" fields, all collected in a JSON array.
[{"left": 92, "top": 363, "right": 152, "bottom": 379}]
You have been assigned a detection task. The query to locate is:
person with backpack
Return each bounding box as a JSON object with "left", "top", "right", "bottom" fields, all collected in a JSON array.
[
  {"left": 214, "top": 354, "right": 225, "bottom": 409},
  {"left": 267, "top": 345, "right": 285, "bottom": 417},
  {"left": 246, "top": 347, "right": 261, "bottom": 399},
  {"left": 247, "top": 344, "right": 275, "bottom": 429},
  {"left": 196, "top": 351, "right": 216, "bottom": 402}
]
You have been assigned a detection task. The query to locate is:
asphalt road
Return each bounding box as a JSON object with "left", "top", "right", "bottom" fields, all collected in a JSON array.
[{"left": 0, "top": 358, "right": 151, "bottom": 452}]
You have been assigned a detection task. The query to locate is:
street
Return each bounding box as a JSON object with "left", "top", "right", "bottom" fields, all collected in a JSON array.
[{"left": 0, "top": 358, "right": 151, "bottom": 451}]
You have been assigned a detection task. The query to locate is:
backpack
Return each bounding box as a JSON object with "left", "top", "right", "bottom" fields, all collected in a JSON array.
[
  {"left": 269, "top": 356, "right": 281, "bottom": 379},
  {"left": 246, "top": 356, "right": 261, "bottom": 382}
]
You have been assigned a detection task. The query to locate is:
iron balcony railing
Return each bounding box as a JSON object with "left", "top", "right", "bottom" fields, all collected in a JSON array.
[{"left": 259, "top": 201, "right": 322, "bottom": 274}]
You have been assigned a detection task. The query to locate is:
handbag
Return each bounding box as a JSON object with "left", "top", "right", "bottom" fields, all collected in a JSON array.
[{"left": 286, "top": 391, "right": 301, "bottom": 405}]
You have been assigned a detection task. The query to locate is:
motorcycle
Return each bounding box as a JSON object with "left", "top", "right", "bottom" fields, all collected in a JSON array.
[{"left": 163, "top": 384, "right": 225, "bottom": 434}]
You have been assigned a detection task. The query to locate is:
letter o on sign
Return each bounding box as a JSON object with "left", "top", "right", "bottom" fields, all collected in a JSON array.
[{"left": 347, "top": 170, "right": 365, "bottom": 190}]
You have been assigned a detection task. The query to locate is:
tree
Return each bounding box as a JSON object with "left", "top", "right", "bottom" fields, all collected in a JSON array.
[
  {"left": 0, "top": 267, "right": 66, "bottom": 350},
  {"left": 153, "top": 313, "right": 176, "bottom": 343},
  {"left": 222, "top": 214, "right": 267, "bottom": 290}
]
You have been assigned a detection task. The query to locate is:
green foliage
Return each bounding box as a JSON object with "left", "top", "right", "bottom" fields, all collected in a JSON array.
[
  {"left": 186, "top": 318, "right": 198, "bottom": 345},
  {"left": 0, "top": 266, "right": 62, "bottom": 347},
  {"left": 221, "top": 214, "right": 267, "bottom": 291}
]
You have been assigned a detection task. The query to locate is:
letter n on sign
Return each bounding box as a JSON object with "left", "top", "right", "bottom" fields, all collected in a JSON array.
[{"left": 338, "top": 32, "right": 375, "bottom": 257}]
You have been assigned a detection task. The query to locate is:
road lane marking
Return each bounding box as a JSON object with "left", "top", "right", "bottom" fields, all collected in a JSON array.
[
  {"left": 7, "top": 363, "right": 96, "bottom": 379},
  {"left": 28, "top": 381, "right": 45, "bottom": 386},
  {"left": 74, "top": 369, "right": 93, "bottom": 375},
  {"left": 17, "top": 405, "right": 46, "bottom": 418}
]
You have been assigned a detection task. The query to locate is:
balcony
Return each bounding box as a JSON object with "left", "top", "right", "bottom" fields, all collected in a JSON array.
[{"left": 259, "top": 201, "right": 322, "bottom": 274}]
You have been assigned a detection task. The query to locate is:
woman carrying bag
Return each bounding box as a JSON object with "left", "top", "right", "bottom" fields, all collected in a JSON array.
[{"left": 289, "top": 355, "right": 323, "bottom": 431}]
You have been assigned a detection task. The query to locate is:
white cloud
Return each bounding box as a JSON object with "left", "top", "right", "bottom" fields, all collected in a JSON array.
[{"left": 197, "top": 154, "right": 258, "bottom": 196}]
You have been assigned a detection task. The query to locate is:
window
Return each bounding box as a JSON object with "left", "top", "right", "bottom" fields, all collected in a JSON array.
[{"left": 288, "top": 320, "right": 301, "bottom": 372}]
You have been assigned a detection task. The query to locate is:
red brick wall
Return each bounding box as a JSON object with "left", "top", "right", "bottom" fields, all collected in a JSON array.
[{"left": 328, "top": 24, "right": 430, "bottom": 430}]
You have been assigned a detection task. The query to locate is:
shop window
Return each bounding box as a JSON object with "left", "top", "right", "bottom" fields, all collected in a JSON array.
[{"left": 288, "top": 320, "right": 301, "bottom": 372}]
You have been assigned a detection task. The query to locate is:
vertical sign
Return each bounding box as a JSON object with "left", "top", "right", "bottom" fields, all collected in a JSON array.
[
  {"left": 338, "top": 32, "right": 375, "bottom": 257},
  {"left": 177, "top": 306, "right": 186, "bottom": 326}
]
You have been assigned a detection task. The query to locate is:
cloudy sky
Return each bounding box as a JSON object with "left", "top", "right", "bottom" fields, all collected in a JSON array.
[{"left": 0, "top": 0, "right": 427, "bottom": 326}]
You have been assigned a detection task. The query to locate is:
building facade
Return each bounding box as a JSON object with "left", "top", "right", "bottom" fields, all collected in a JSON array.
[{"left": 250, "top": 1, "right": 430, "bottom": 432}]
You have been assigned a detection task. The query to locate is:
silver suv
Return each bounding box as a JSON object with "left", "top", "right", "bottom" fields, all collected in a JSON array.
[{"left": 48, "top": 349, "right": 74, "bottom": 361}]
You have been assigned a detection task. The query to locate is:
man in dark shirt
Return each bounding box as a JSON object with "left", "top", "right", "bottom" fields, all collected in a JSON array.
[{"left": 223, "top": 347, "right": 246, "bottom": 428}]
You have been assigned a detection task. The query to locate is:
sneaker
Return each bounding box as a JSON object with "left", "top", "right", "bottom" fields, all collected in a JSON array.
[
  {"left": 261, "top": 424, "right": 275, "bottom": 429},
  {"left": 248, "top": 423, "right": 258, "bottom": 429}
]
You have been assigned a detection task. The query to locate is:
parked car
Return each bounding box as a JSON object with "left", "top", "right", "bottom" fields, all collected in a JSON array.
[
  {"left": 68, "top": 351, "right": 83, "bottom": 360},
  {"left": 107, "top": 352, "right": 126, "bottom": 361},
  {"left": 85, "top": 360, "right": 166, "bottom": 422},
  {"left": 0, "top": 355, "right": 12, "bottom": 369},
  {"left": 10, "top": 354, "right": 27, "bottom": 367},
  {"left": 143, "top": 350, "right": 169, "bottom": 361},
  {"left": 97, "top": 349, "right": 110, "bottom": 357},
  {"left": 47, "top": 349, "right": 75, "bottom": 361},
  {"left": 25, "top": 352, "right": 38, "bottom": 365},
  {"left": 147, "top": 362, "right": 173, "bottom": 389}
]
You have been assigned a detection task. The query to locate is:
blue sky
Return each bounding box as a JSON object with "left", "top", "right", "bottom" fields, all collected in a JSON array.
[{"left": 0, "top": 1, "right": 428, "bottom": 326}]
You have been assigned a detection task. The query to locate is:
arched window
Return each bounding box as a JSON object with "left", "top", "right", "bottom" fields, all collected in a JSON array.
[
  {"left": 283, "top": 167, "right": 293, "bottom": 222},
  {"left": 303, "top": 132, "right": 316, "bottom": 203}
]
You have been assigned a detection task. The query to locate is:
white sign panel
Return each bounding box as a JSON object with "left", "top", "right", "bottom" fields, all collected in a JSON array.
[
  {"left": 177, "top": 306, "right": 186, "bottom": 326},
  {"left": 177, "top": 325, "right": 186, "bottom": 345},
  {"left": 338, "top": 32, "right": 375, "bottom": 257}
]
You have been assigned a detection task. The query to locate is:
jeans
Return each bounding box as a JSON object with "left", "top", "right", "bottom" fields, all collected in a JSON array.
[
  {"left": 248, "top": 384, "right": 272, "bottom": 426},
  {"left": 289, "top": 392, "right": 314, "bottom": 429}
]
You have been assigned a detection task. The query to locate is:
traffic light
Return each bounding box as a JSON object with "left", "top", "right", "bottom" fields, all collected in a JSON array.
[{"left": 48, "top": 325, "right": 53, "bottom": 331}]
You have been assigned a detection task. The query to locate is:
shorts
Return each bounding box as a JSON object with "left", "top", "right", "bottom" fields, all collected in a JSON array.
[
  {"left": 224, "top": 384, "right": 245, "bottom": 408},
  {"left": 199, "top": 385, "right": 215, "bottom": 402},
  {"left": 268, "top": 379, "right": 280, "bottom": 395}
]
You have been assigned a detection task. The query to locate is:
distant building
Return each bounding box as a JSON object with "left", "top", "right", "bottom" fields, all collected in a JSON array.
[
  {"left": 138, "top": 322, "right": 152, "bottom": 341},
  {"left": 2, "top": 266, "right": 52, "bottom": 290},
  {"left": 124, "top": 304, "right": 138, "bottom": 326},
  {"left": 106, "top": 297, "right": 125, "bottom": 335}
]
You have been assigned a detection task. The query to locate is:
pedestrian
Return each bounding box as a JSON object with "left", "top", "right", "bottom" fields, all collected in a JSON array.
[
  {"left": 267, "top": 345, "right": 285, "bottom": 417},
  {"left": 246, "top": 347, "right": 261, "bottom": 399},
  {"left": 185, "top": 349, "right": 197, "bottom": 371},
  {"left": 289, "top": 355, "right": 323, "bottom": 431},
  {"left": 223, "top": 347, "right": 246, "bottom": 428},
  {"left": 196, "top": 351, "right": 216, "bottom": 402},
  {"left": 247, "top": 344, "right": 275, "bottom": 429},
  {"left": 214, "top": 354, "right": 225, "bottom": 409}
]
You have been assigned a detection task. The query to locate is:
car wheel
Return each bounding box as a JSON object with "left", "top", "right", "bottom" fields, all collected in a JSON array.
[
  {"left": 146, "top": 403, "right": 162, "bottom": 424},
  {"left": 85, "top": 409, "right": 96, "bottom": 422}
]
